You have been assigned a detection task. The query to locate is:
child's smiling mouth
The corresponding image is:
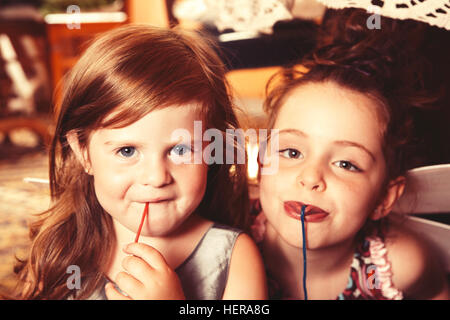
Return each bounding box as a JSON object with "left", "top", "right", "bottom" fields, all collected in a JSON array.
[
  {"left": 147, "top": 198, "right": 172, "bottom": 203},
  {"left": 283, "top": 201, "right": 329, "bottom": 222},
  {"left": 137, "top": 197, "right": 173, "bottom": 204}
]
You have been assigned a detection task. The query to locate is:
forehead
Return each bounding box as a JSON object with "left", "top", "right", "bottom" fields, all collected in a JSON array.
[
  {"left": 89, "top": 103, "right": 204, "bottom": 142},
  {"left": 100, "top": 101, "right": 204, "bottom": 128},
  {"left": 274, "top": 82, "right": 385, "bottom": 149}
]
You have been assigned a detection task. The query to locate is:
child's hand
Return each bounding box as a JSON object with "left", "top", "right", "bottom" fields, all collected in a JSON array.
[{"left": 105, "top": 243, "right": 185, "bottom": 300}]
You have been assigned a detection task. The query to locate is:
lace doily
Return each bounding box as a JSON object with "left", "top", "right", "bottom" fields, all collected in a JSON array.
[
  {"left": 317, "top": 0, "right": 450, "bottom": 30},
  {"left": 174, "top": 0, "right": 293, "bottom": 34}
]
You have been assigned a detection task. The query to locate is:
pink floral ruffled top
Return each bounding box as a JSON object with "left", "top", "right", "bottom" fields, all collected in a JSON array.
[{"left": 250, "top": 200, "right": 403, "bottom": 300}]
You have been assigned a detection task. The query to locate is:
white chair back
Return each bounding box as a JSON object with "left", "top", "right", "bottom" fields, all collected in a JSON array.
[{"left": 393, "top": 164, "right": 450, "bottom": 272}]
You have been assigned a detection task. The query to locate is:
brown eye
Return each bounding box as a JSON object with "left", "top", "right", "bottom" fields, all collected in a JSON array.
[
  {"left": 280, "top": 148, "right": 303, "bottom": 159},
  {"left": 334, "top": 160, "right": 361, "bottom": 172}
]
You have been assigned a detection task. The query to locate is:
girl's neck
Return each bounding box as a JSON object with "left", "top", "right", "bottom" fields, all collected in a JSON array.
[
  {"left": 262, "top": 223, "right": 355, "bottom": 299},
  {"left": 106, "top": 213, "right": 212, "bottom": 281}
]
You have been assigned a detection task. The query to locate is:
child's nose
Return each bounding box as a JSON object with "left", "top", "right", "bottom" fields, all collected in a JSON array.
[
  {"left": 140, "top": 158, "right": 172, "bottom": 187},
  {"left": 296, "top": 162, "right": 326, "bottom": 192}
]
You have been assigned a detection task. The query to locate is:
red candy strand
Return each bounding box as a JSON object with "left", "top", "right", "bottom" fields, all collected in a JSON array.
[{"left": 134, "top": 202, "right": 149, "bottom": 243}]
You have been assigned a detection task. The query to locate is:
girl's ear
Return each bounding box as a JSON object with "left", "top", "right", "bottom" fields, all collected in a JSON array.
[
  {"left": 66, "top": 130, "right": 92, "bottom": 175},
  {"left": 371, "top": 176, "right": 406, "bottom": 220}
]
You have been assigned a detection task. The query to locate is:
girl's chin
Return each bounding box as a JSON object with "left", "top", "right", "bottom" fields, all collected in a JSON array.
[
  {"left": 269, "top": 225, "right": 322, "bottom": 250},
  {"left": 138, "top": 217, "right": 188, "bottom": 238},
  {"left": 112, "top": 217, "right": 174, "bottom": 239},
  {"left": 139, "top": 221, "right": 176, "bottom": 236}
]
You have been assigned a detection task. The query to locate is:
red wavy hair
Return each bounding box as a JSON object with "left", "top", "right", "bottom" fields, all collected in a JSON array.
[{"left": 14, "top": 25, "right": 249, "bottom": 299}]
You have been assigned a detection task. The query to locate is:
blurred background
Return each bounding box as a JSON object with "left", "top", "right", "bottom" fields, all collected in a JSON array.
[{"left": 0, "top": 0, "right": 449, "bottom": 296}]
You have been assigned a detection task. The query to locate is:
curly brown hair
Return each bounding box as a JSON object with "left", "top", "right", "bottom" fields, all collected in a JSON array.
[
  {"left": 264, "top": 8, "right": 444, "bottom": 187},
  {"left": 262, "top": 9, "right": 447, "bottom": 239}
]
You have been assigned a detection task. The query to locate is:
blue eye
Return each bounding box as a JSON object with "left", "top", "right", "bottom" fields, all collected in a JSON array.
[
  {"left": 118, "top": 146, "right": 136, "bottom": 158},
  {"left": 171, "top": 144, "right": 191, "bottom": 156},
  {"left": 279, "top": 148, "right": 303, "bottom": 159},
  {"left": 334, "top": 160, "right": 361, "bottom": 172}
]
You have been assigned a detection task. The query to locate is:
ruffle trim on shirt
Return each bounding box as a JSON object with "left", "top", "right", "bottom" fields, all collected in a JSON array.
[{"left": 367, "top": 236, "right": 403, "bottom": 300}]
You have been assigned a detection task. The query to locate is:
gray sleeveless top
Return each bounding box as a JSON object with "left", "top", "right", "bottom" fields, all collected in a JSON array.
[{"left": 86, "top": 223, "right": 242, "bottom": 300}]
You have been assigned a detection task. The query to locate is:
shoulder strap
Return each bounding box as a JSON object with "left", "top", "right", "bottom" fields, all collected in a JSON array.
[
  {"left": 366, "top": 236, "right": 403, "bottom": 300},
  {"left": 175, "top": 223, "right": 242, "bottom": 299}
]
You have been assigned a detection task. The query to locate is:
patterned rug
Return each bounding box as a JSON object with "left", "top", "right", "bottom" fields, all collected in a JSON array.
[{"left": 0, "top": 150, "right": 50, "bottom": 295}]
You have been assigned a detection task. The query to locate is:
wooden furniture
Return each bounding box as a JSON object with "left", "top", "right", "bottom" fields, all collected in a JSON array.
[
  {"left": 0, "top": 19, "right": 52, "bottom": 148},
  {"left": 45, "top": 12, "right": 128, "bottom": 93},
  {"left": 0, "top": 12, "right": 127, "bottom": 147}
]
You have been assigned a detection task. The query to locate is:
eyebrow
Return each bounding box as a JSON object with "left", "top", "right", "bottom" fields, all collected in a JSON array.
[
  {"left": 104, "top": 138, "right": 201, "bottom": 147},
  {"left": 333, "top": 140, "right": 376, "bottom": 162},
  {"left": 104, "top": 140, "right": 144, "bottom": 147},
  {"left": 278, "top": 128, "right": 308, "bottom": 137},
  {"left": 277, "top": 128, "right": 376, "bottom": 162}
]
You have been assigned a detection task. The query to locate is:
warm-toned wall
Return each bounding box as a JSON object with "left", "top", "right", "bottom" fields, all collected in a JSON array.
[
  {"left": 226, "top": 66, "right": 281, "bottom": 100},
  {"left": 127, "top": 0, "right": 169, "bottom": 27}
]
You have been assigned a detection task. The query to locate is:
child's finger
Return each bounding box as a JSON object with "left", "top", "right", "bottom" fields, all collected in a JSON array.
[
  {"left": 114, "top": 271, "right": 144, "bottom": 298},
  {"left": 124, "top": 242, "right": 169, "bottom": 270},
  {"left": 122, "top": 255, "right": 154, "bottom": 283},
  {"left": 104, "top": 282, "right": 131, "bottom": 300}
]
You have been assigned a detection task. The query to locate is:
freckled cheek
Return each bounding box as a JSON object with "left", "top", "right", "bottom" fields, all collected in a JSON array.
[
  {"left": 331, "top": 177, "right": 375, "bottom": 218},
  {"left": 173, "top": 164, "right": 208, "bottom": 203},
  {"left": 263, "top": 164, "right": 297, "bottom": 190},
  {"left": 260, "top": 173, "right": 281, "bottom": 196},
  {"left": 91, "top": 163, "right": 133, "bottom": 201},
  {"left": 259, "top": 168, "right": 292, "bottom": 214},
  {"left": 259, "top": 178, "right": 276, "bottom": 221}
]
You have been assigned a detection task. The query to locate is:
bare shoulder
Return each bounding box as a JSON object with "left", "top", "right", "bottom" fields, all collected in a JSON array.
[
  {"left": 222, "top": 233, "right": 268, "bottom": 299},
  {"left": 384, "top": 216, "right": 448, "bottom": 299}
]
